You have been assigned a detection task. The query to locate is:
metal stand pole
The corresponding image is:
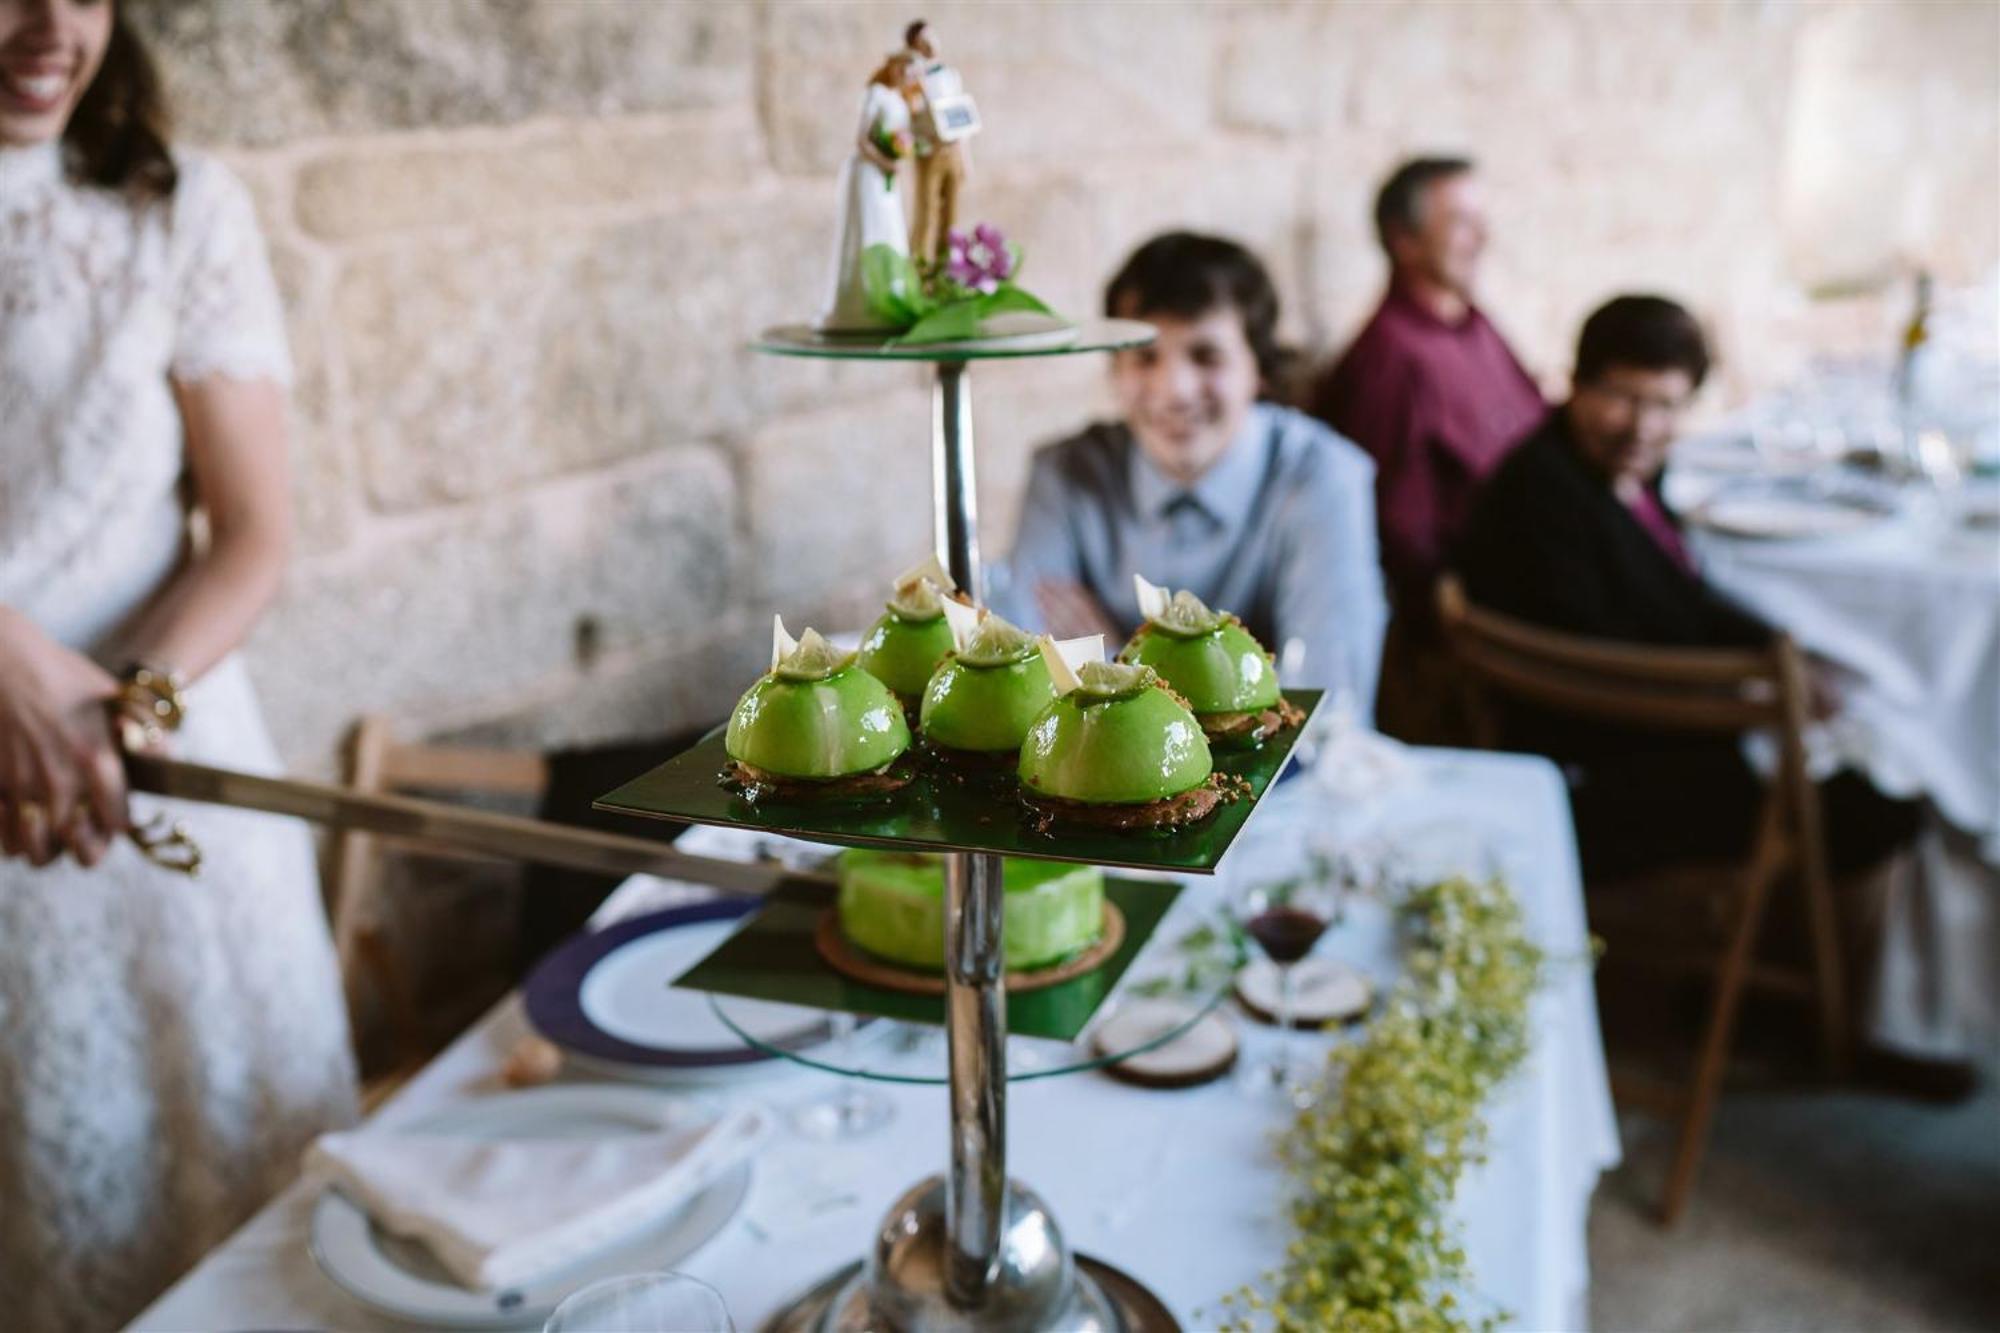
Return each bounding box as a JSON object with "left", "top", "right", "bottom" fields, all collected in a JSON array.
[
  {"left": 769, "top": 357, "right": 1128, "bottom": 1331},
  {"left": 931, "top": 362, "right": 1008, "bottom": 1306}
]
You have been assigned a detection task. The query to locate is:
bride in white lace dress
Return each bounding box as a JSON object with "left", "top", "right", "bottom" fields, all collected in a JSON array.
[{"left": 0, "top": 7, "right": 355, "bottom": 1329}]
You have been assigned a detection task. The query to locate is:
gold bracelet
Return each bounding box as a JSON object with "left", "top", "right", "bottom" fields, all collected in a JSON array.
[{"left": 118, "top": 662, "right": 187, "bottom": 734}]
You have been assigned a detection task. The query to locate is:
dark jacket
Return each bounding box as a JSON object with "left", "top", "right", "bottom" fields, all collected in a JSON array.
[{"left": 1454, "top": 410, "right": 1770, "bottom": 767}]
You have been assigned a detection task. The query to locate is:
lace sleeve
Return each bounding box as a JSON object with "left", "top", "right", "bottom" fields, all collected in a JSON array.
[{"left": 169, "top": 155, "right": 293, "bottom": 387}]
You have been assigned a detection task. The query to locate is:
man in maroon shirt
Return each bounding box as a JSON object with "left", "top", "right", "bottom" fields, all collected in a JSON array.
[{"left": 1309, "top": 156, "right": 1544, "bottom": 737}]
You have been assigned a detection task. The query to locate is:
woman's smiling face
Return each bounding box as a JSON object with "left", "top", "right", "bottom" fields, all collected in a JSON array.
[{"left": 0, "top": 0, "right": 112, "bottom": 148}]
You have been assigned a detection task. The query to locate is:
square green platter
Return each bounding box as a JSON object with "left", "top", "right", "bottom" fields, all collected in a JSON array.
[
  {"left": 671, "top": 876, "right": 1179, "bottom": 1042},
  {"left": 594, "top": 689, "right": 1320, "bottom": 875}
]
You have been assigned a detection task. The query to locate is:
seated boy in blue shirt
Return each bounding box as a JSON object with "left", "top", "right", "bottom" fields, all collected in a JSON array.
[{"left": 1000, "top": 231, "right": 1388, "bottom": 714}]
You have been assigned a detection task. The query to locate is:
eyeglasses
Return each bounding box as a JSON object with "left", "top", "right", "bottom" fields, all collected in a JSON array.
[{"left": 1576, "top": 381, "right": 1693, "bottom": 418}]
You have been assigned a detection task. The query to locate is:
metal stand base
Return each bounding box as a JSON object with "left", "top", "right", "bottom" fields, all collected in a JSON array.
[{"left": 761, "top": 1255, "right": 1177, "bottom": 1333}]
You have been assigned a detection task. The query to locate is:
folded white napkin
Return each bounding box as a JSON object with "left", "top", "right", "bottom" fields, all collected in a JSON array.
[
  {"left": 1307, "top": 704, "right": 1413, "bottom": 803},
  {"left": 307, "top": 1104, "right": 768, "bottom": 1291}
]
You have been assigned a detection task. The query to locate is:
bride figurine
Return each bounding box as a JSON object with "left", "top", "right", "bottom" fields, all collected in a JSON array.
[{"left": 817, "top": 52, "right": 920, "bottom": 333}]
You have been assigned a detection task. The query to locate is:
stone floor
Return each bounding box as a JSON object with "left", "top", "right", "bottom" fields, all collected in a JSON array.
[{"left": 1588, "top": 1071, "right": 2000, "bottom": 1332}]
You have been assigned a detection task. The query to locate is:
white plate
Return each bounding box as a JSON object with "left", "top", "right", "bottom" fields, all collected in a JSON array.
[
  {"left": 309, "top": 1086, "right": 751, "bottom": 1329},
  {"left": 1692, "top": 493, "right": 1890, "bottom": 540},
  {"left": 577, "top": 926, "right": 826, "bottom": 1053}
]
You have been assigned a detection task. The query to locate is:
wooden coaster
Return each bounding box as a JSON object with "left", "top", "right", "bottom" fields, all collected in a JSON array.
[
  {"left": 1234, "top": 957, "right": 1373, "bottom": 1030},
  {"left": 814, "top": 901, "right": 1126, "bottom": 997},
  {"left": 1094, "top": 1000, "right": 1238, "bottom": 1089}
]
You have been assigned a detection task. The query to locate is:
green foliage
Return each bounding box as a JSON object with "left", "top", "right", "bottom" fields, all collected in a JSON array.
[
  {"left": 1223, "top": 875, "right": 1545, "bottom": 1333},
  {"left": 858, "top": 242, "right": 1058, "bottom": 345}
]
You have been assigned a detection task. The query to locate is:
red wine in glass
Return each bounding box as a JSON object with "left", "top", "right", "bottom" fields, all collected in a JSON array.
[{"left": 1245, "top": 906, "right": 1329, "bottom": 965}]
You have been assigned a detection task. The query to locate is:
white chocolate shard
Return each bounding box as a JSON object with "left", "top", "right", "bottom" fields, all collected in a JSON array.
[
  {"left": 1038, "top": 635, "right": 1082, "bottom": 696},
  {"left": 771, "top": 614, "right": 798, "bottom": 671},
  {"left": 1053, "top": 633, "right": 1105, "bottom": 673},
  {"left": 1134, "top": 573, "right": 1171, "bottom": 622},
  {"left": 940, "top": 596, "right": 984, "bottom": 652},
  {"left": 893, "top": 553, "right": 957, "bottom": 594}
]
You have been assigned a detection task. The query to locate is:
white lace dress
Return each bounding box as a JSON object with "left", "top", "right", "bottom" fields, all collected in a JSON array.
[{"left": 0, "top": 142, "right": 357, "bottom": 1332}]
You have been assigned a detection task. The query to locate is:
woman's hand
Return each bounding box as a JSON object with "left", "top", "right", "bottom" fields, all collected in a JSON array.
[{"left": 0, "top": 609, "right": 128, "bottom": 867}]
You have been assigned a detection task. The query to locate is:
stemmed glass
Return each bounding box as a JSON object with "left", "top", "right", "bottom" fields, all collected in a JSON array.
[
  {"left": 544, "top": 1272, "right": 733, "bottom": 1332},
  {"left": 789, "top": 1009, "right": 895, "bottom": 1140},
  {"left": 1229, "top": 860, "right": 1344, "bottom": 1102}
]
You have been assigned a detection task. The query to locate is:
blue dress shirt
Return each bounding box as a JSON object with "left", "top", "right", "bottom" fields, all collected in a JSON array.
[{"left": 999, "top": 402, "right": 1388, "bottom": 715}]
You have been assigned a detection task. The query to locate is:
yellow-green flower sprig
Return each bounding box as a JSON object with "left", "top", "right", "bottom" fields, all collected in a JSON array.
[{"left": 1223, "top": 875, "right": 1545, "bottom": 1333}]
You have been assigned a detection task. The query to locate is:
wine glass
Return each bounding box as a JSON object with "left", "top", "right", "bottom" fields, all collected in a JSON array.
[
  {"left": 544, "top": 1272, "right": 733, "bottom": 1332},
  {"left": 789, "top": 1009, "right": 895, "bottom": 1141},
  {"left": 1230, "top": 861, "right": 1344, "bottom": 1102}
]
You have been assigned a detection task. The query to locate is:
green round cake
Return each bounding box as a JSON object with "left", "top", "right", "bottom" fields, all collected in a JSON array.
[
  {"left": 856, "top": 575, "right": 959, "bottom": 705},
  {"left": 920, "top": 614, "right": 1056, "bottom": 755},
  {"left": 1119, "top": 586, "right": 1295, "bottom": 743},
  {"left": 724, "top": 628, "right": 910, "bottom": 786},
  {"left": 837, "top": 850, "right": 1104, "bottom": 971},
  {"left": 1019, "top": 662, "right": 1211, "bottom": 804}
]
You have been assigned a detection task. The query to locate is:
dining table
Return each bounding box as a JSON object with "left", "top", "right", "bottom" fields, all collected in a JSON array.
[
  {"left": 130, "top": 746, "right": 1620, "bottom": 1332},
  {"left": 1666, "top": 425, "right": 2000, "bottom": 1056}
]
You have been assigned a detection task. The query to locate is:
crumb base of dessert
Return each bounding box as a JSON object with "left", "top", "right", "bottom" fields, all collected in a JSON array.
[
  {"left": 1021, "top": 771, "right": 1253, "bottom": 834},
  {"left": 718, "top": 755, "right": 915, "bottom": 803},
  {"left": 1200, "top": 695, "right": 1307, "bottom": 746}
]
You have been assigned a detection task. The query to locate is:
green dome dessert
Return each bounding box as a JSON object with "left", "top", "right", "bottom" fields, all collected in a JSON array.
[
  {"left": 920, "top": 612, "right": 1056, "bottom": 764},
  {"left": 837, "top": 850, "right": 1104, "bottom": 972},
  {"left": 856, "top": 561, "right": 961, "bottom": 711},
  {"left": 1018, "top": 659, "right": 1237, "bottom": 831},
  {"left": 1118, "top": 580, "right": 1301, "bottom": 744},
  {"left": 723, "top": 622, "right": 912, "bottom": 798}
]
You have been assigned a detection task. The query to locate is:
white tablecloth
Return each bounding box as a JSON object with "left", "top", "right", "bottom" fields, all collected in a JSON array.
[
  {"left": 1686, "top": 490, "right": 2000, "bottom": 852},
  {"left": 1678, "top": 470, "right": 2000, "bottom": 1054},
  {"left": 131, "top": 750, "right": 1618, "bottom": 1332}
]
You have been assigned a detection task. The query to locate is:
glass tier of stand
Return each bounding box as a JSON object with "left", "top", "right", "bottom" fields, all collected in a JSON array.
[{"left": 706, "top": 913, "right": 1236, "bottom": 1086}]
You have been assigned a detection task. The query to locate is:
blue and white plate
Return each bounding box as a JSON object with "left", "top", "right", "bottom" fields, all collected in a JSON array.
[{"left": 524, "top": 899, "right": 837, "bottom": 1084}]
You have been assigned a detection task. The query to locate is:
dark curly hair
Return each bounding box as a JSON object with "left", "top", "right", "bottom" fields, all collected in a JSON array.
[
  {"left": 62, "top": 3, "right": 176, "bottom": 201},
  {"left": 1102, "top": 231, "right": 1284, "bottom": 385}
]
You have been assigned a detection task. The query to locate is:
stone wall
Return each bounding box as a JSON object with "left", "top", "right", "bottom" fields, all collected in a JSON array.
[{"left": 131, "top": 0, "right": 1999, "bottom": 772}]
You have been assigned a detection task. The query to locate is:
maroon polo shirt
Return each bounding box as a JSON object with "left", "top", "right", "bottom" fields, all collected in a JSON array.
[{"left": 1310, "top": 280, "right": 1544, "bottom": 604}]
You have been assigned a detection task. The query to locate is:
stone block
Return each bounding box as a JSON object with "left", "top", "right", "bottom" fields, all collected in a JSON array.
[
  {"left": 334, "top": 185, "right": 887, "bottom": 512},
  {"left": 293, "top": 110, "right": 762, "bottom": 241},
  {"left": 246, "top": 448, "right": 737, "bottom": 769},
  {"left": 758, "top": 0, "right": 1216, "bottom": 176},
  {"left": 435, "top": 615, "right": 769, "bottom": 754},
  {"left": 1215, "top": 1, "right": 1345, "bottom": 135},
  {"left": 134, "top": 0, "right": 753, "bottom": 148},
  {"left": 738, "top": 388, "right": 935, "bottom": 614}
]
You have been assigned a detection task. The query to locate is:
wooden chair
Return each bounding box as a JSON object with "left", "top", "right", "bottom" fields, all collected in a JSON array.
[
  {"left": 325, "top": 716, "right": 550, "bottom": 1106},
  {"left": 1435, "top": 575, "right": 1847, "bottom": 1224}
]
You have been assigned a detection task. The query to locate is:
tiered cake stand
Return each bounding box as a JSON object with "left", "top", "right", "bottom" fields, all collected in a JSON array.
[{"left": 594, "top": 322, "right": 1316, "bottom": 1331}]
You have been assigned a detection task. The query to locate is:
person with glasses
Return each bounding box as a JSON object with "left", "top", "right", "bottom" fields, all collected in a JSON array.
[{"left": 1456, "top": 294, "right": 1969, "bottom": 1096}]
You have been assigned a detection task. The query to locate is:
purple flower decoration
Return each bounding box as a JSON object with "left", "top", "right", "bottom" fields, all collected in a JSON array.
[{"left": 945, "top": 223, "right": 1015, "bottom": 294}]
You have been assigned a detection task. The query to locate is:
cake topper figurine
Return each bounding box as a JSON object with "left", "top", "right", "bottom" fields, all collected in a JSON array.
[
  {"left": 817, "top": 49, "right": 921, "bottom": 332},
  {"left": 902, "top": 19, "right": 981, "bottom": 270}
]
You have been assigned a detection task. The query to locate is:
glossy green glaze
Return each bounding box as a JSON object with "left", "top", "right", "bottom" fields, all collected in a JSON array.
[
  {"left": 1120, "top": 621, "right": 1280, "bottom": 714},
  {"left": 1017, "top": 685, "right": 1212, "bottom": 804},
  {"left": 836, "top": 851, "right": 1104, "bottom": 971},
  {"left": 920, "top": 654, "right": 1056, "bottom": 753},
  {"left": 724, "top": 664, "right": 911, "bottom": 778},
  {"left": 856, "top": 610, "right": 957, "bottom": 700}
]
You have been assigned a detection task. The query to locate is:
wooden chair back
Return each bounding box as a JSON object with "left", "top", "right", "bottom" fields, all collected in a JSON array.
[
  {"left": 1434, "top": 574, "right": 1844, "bottom": 1225},
  {"left": 325, "top": 717, "right": 550, "bottom": 1101}
]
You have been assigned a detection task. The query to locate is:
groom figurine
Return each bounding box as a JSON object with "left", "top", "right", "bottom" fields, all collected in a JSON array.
[{"left": 904, "top": 19, "right": 980, "bottom": 269}]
